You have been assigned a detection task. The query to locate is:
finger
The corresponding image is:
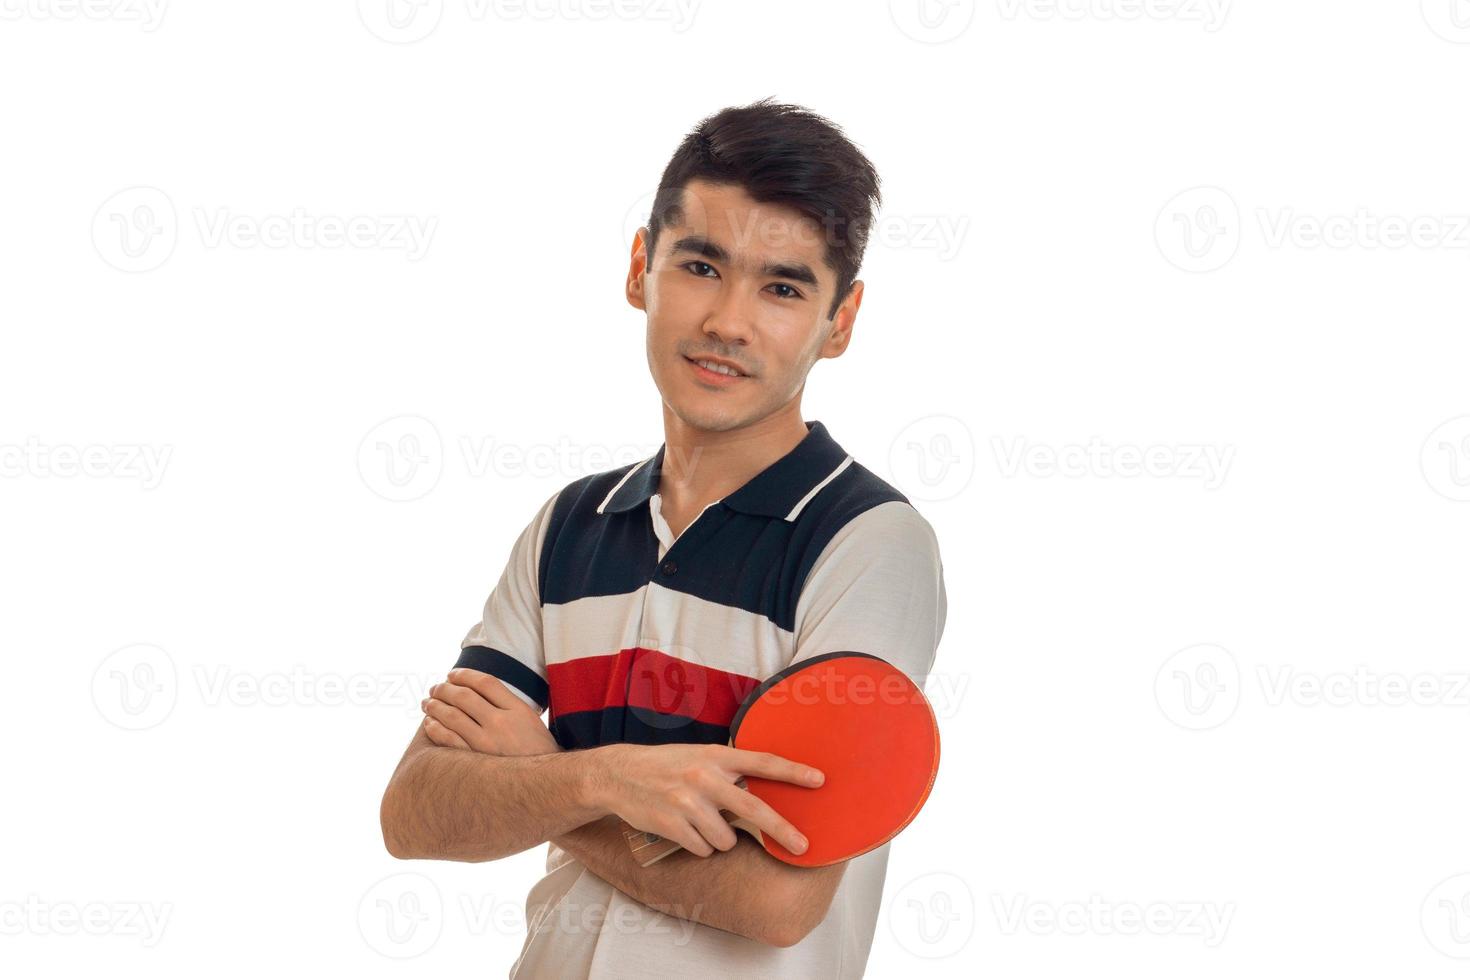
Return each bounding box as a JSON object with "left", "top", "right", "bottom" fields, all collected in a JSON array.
[
  {"left": 684, "top": 800, "right": 740, "bottom": 854},
  {"left": 429, "top": 681, "right": 497, "bottom": 726},
  {"left": 665, "top": 817, "right": 715, "bottom": 858},
  {"left": 710, "top": 781, "right": 808, "bottom": 855},
  {"left": 448, "top": 668, "right": 522, "bottom": 711},
  {"left": 423, "top": 717, "right": 469, "bottom": 750},
  {"left": 725, "top": 747, "right": 825, "bottom": 788},
  {"left": 423, "top": 698, "right": 482, "bottom": 740}
]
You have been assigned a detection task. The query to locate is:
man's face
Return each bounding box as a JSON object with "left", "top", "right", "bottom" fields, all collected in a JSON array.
[{"left": 627, "top": 179, "right": 859, "bottom": 433}]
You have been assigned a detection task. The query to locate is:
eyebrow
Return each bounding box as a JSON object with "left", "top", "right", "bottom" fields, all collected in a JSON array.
[{"left": 668, "top": 235, "right": 821, "bottom": 289}]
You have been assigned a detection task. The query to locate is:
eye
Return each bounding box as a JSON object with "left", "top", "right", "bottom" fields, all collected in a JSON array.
[{"left": 681, "top": 261, "right": 803, "bottom": 300}]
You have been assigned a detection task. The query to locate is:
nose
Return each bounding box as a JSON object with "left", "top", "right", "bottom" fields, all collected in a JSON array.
[{"left": 701, "top": 282, "right": 756, "bottom": 349}]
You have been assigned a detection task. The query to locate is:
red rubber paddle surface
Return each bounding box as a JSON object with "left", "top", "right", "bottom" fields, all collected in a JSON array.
[{"left": 730, "top": 652, "right": 940, "bottom": 868}]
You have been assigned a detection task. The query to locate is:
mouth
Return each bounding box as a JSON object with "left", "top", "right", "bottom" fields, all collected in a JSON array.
[{"left": 684, "top": 355, "right": 750, "bottom": 385}]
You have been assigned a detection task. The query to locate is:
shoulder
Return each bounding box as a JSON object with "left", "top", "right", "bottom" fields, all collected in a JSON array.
[
  {"left": 789, "top": 466, "right": 947, "bottom": 674},
  {"left": 792, "top": 460, "right": 941, "bottom": 580}
]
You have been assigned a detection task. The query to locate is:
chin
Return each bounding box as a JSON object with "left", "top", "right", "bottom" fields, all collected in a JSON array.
[
  {"left": 666, "top": 394, "right": 760, "bottom": 433},
  {"left": 671, "top": 405, "right": 748, "bottom": 433}
]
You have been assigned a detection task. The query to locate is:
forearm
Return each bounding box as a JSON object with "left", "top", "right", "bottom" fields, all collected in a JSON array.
[
  {"left": 403, "top": 682, "right": 841, "bottom": 944},
  {"left": 381, "top": 732, "right": 611, "bottom": 862},
  {"left": 551, "top": 815, "right": 844, "bottom": 947}
]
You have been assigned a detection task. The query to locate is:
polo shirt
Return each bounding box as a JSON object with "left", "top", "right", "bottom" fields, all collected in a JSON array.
[{"left": 453, "top": 419, "right": 947, "bottom": 979}]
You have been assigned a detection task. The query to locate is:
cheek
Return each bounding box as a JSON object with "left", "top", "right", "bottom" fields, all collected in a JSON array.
[
  {"left": 772, "top": 321, "right": 825, "bottom": 368},
  {"left": 647, "top": 265, "right": 688, "bottom": 301}
]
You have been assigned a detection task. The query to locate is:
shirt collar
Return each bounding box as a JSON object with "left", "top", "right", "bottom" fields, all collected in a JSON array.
[{"left": 596, "top": 420, "right": 853, "bottom": 522}]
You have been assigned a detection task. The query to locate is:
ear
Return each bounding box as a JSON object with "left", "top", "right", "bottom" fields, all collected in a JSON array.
[
  {"left": 817, "top": 279, "right": 863, "bottom": 360},
  {"left": 626, "top": 227, "right": 650, "bottom": 312}
]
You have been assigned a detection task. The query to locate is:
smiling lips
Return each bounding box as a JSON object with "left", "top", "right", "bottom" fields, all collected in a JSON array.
[{"left": 685, "top": 355, "right": 749, "bottom": 384}]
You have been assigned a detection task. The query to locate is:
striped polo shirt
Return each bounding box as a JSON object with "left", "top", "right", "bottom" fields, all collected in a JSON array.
[{"left": 454, "top": 419, "right": 947, "bottom": 979}]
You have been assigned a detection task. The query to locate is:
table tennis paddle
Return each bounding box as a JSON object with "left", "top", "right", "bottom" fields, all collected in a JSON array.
[{"left": 621, "top": 651, "right": 940, "bottom": 868}]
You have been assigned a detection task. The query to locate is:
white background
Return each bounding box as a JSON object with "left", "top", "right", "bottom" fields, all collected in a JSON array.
[{"left": 3, "top": 1, "right": 1470, "bottom": 977}]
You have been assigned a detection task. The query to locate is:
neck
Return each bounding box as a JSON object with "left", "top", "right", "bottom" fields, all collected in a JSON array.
[{"left": 658, "top": 400, "right": 810, "bottom": 511}]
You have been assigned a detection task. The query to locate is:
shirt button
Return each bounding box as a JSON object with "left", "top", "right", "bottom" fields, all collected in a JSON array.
[{"left": 660, "top": 560, "right": 677, "bottom": 576}]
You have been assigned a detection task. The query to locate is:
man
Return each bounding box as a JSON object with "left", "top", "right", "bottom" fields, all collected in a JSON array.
[{"left": 379, "top": 98, "right": 947, "bottom": 978}]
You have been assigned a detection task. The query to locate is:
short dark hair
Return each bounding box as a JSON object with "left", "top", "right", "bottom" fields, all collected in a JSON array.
[{"left": 645, "top": 98, "right": 882, "bottom": 321}]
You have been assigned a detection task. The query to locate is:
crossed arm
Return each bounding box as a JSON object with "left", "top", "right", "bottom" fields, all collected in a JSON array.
[{"left": 380, "top": 668, "right": 847, "bottom": 948}]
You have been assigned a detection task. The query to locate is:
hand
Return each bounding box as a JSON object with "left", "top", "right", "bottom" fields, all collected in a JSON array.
[
  {"left": 593, "top": 743, "right": 824, "bottom": 859},
  {"left": 421, "top": 668, "right": 560, "bottom": 757}
]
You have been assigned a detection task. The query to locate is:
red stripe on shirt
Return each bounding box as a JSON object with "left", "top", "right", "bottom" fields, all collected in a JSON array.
[{"left": 547, "top": 648, "right": 761, "bottom": 727}]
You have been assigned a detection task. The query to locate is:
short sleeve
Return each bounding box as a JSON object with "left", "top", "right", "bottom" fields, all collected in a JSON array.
[
  {"left": 791, "top": 501, "right": 947, "bottom": 687},
  {"left": 454, "top": 489, "right": 560, "bottom": 712}
]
